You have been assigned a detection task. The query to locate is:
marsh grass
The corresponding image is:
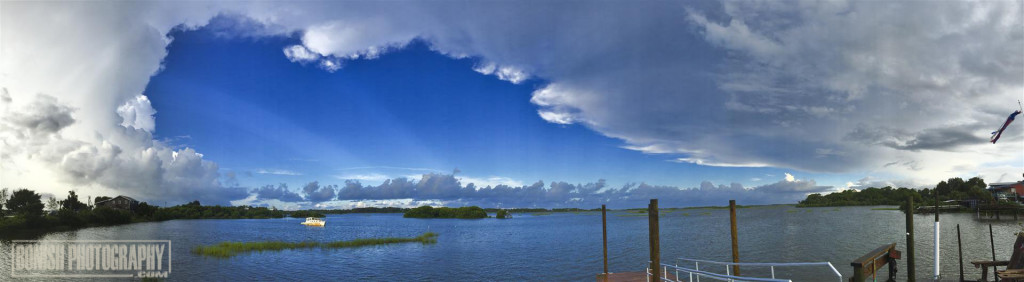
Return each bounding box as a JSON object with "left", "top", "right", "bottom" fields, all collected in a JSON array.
[{"left": 192, "top": 232, "right": 439, "bottom": 258}]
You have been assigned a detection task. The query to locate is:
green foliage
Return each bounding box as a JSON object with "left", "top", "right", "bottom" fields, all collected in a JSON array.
[
  {"left": 289, "top": 210, "right": 326, "bottom": 218},
  {"left": 46, "top": 197, "right": 58, "bottom": 211},
  {"left": 313, "top": 207, "right": 408, "bottom": 214},
  {"left": 6, "top": 189, "right": 44, "bottom": 219},
  {"left": 192, "top": 232, "right": 439, "bottom": 258},
  {"left": 496, "top": 209, "right": 511, "bottom": 219},
  {"left": 60, "top": 191, "right": 89, "bottom": 212},
  {"left": 403, "top": 206, "right": 488, "bottom": 219},
  {"left": 88, "top": 207, "right": 133, "bottom": 225},
  {"left": 136, "top": 202, "right": 158, "bottom": 218},
  {"left": 152, "top": 203, "right": 286, "bottom": 220},
  {"left": 799, "top": 177, "right": 994, "bottom": 210}
]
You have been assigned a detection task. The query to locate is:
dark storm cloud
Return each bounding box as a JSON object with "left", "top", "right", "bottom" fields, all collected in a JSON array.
[
  {"left": 253, "top": 183, "right": 304, "bottom": 202},
  {"left": 302, "top": 181, "right": 337, "bottom": 203}
]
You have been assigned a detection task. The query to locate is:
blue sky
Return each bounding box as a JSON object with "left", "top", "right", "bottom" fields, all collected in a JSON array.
[
  {"left": 146, "top": 22, "right": 801, "bottom": 192},
  {"left": 1, "top": 1, "right": 1021, "bottom": 208}
]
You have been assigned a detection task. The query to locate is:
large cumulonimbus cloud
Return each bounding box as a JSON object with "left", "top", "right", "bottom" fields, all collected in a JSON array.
[
  {"left": 1, "top": 93, "right": 247, "bottom": 205},
  {"left": 1, "top": 1, "right": 1021, "bottom": 204}
]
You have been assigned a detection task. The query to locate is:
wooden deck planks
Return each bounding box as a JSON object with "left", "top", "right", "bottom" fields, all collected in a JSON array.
[{"left": 596, "top": 271, "right": 679, "bottom": 282}]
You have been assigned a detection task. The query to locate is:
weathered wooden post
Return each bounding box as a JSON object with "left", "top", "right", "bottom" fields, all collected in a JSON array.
[
  {"left": 730, "top": 200, "right": 740, "bottom": 276},
  {"left": 990, "top": 224, "right": 997, "bottom": 261},
  {"left": 850, "top": 243, "right": 901, "bottom": 282},
  {"left": 602, "top": 204, "right": 608, "bottom": 275},
  {"left": 906, "top": 197, "right": 915, "bottom": 281},
  {"left": 957, "top": 224, "right": 964, "bottom": 282},
  {"left": 934, "top": 190, "right": 941, "bottom": 281},
  {"left": 649, "top": 199, "right": 660, "bottom": 282}
]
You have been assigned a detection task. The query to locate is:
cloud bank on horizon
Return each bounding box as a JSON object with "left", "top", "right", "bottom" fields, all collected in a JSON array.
[
  {"left": 239, "top": 172, "right": 828, "bottom": 209},
  {"left": 1, "top": 1, "right": 1021, "bottom": 208}
]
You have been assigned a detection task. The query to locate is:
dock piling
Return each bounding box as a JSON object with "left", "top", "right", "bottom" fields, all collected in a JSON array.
[
  {"left": 957, "top": 224, "right": 964, "bottom": 282},
  {"left": 648, "top": 199, "right": 660, "bottom": 282},
  {"left": 729, "top": 200, "right": 740, "bottom": 276},
  {"left": 934, "top": 191, "right": 941, "bottom": 281},
  {"left": 602, "top": 204, "right": 608, "bottom": 275},
  {"left": 906, "top": 197, "right": 915, "bottom": 282},
  {"left": 990, "top": 224, "right": 997, "bottom": 261}
]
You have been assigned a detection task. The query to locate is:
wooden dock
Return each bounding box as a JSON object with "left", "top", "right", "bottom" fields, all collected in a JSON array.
[{"left": 596, "top": 271, "right": 678, "bottom": 282}]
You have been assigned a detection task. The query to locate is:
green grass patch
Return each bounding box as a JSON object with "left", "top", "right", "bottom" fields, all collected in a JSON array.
[{"left": 192, "top": 232, "right": 438, "bottom": 258}]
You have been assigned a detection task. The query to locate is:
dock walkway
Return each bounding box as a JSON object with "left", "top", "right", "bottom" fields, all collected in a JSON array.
[{"left": 596, "top": 272, "right": 677, "bottom": 282}]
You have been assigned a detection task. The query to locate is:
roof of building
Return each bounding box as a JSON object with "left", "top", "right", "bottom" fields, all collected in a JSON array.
[{"left": 95, "top": 195, "right": 138, "bottom": 205}]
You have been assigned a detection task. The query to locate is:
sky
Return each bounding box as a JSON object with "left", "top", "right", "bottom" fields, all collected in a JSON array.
[{"left": 1, "top": 1, "right": 1022, "bottom": 209}]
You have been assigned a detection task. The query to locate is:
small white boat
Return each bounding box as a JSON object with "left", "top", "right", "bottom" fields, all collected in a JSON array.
[{"left": 301, "top": 217, "right": 325, "bottom": 226}]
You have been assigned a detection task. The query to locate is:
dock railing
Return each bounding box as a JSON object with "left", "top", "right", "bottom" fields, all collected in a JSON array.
[
  {"left": 647, "top": 262, "right": 792, "bottom": 282},
  {"left": 645, "top": 258, "right": 841, "bottom": 282},
  {"left": 849, "top": 243, "right": 899, "bottom": 282}
]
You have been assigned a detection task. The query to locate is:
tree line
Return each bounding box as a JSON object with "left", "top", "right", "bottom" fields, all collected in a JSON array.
[
  {"left": 0, "top": 188, "right": 298, "bottom": 233},
  {"left": 403, "top": 206, "right": 489, "bottom": 219},
  {"left": 797, "top": 177, "right": 994, "bottom": 208}
]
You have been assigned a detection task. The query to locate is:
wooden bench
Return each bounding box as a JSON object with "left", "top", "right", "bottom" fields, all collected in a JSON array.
[{"left": 972, "top": 235, "right": 1024, "bottom": 281}]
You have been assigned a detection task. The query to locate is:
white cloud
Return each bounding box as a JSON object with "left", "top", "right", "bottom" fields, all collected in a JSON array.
[
  {"left": 255, "top": 169, "right": 302, "bottom": 176},
  {"left": 115, "top": 94, "right": 157, "bottom": 133},
  {"left": 334, "top": 173, "right": 389, "bottom": 183},
  {"left": 674, "top": 157, "right": 770, "bottom": 168},
  {"left": 2, "top": 1, "right": 1020, "bottom": 205},
  {"left": 282, "top": 44, "right": 319, "bottom": 63},
  {"left": 457, "top": 175, "right": 524, "bottom": 188},
  {"left": 784, "top": 173, "right": 795, "bottom": 182},
  {"left": 473, "top": 61, "right": 529, "bottom": 84}
]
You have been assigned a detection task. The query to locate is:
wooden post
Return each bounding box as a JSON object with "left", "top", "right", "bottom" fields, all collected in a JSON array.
[
  {"left": 649, "top": 199, "right": 660, "bottom": 282},
  {"left": 906, "top": 197, "right": 915, "bottom": 282},
  {"left": 991, "top": 224, "right": 997, "bottom": 261},
  {"left": 850, "top": 243, "right": 899, "bottom": 282},
  {"left": 935, "top": 190, "right": 941, "bottom": 281},
  {"left": 957, "top": 224, "right": 964, "bottom": 282},
  {"left": 602, "top": 204, "right": 608, "bottom": 275},
  {"left": 992, "top": 224, "right": 1000, "bottom": 282},
  {"left": 730, "top": 200, "right": 740, "bottom": 276}
]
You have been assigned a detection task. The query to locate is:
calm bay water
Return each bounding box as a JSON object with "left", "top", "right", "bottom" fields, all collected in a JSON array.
[{"left": 2, "top": 205, "right": 1021, "bottom": 281}]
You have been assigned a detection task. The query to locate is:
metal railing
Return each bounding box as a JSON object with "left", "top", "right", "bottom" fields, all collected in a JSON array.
[
  {"left": 646, "top": 262, "right": 791, "bottom": 282},
  {"left": 644, "top": 258, "right": 841, "bottom": 282}
]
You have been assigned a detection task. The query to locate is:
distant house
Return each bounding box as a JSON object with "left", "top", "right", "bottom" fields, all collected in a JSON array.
[
  {"left": 95, "top": 196, "right": 139, "bottom": 211},
  {"left": 988, "top": 181, "right": 1024, "bottom": 203}
]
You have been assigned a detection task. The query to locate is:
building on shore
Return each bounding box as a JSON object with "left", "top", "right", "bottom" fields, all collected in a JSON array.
[
  {"left": 987, "top": 181, "right": 1024, "bottom": 203},
  {"left": 95, "top": 195, "right": 140, "bottom": 212}
]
